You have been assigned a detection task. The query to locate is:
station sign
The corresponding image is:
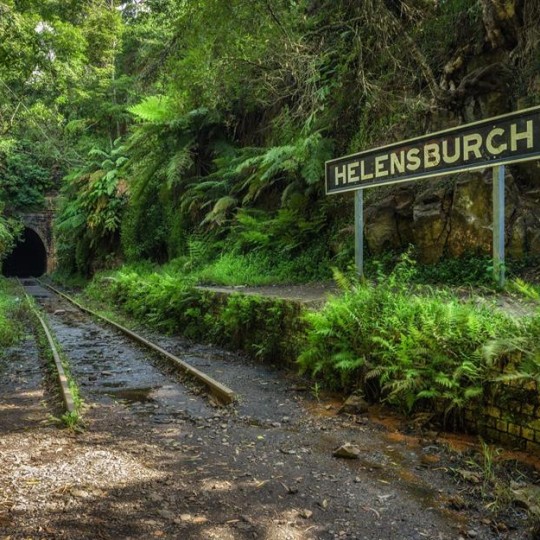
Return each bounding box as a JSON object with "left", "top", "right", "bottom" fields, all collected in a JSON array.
[{"left": 325, "top": 106, "right": 540, "bottom": 194}]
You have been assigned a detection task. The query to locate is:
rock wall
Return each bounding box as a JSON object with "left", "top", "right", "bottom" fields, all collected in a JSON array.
[
  {"left": 365, "top": 163, "right": 540, "bottom": 263},
  {"left": 364, "top": 0, "right": 540, "bottom": 262}
]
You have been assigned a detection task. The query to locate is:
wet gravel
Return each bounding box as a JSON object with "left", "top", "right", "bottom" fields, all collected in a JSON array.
[{"left": 0, "top": 280, "right": 536, "bottom": 539}]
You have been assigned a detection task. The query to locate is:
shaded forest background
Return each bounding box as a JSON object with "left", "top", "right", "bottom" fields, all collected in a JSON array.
[{"left": 1, "top": 0, "right": 539, "bottom": 278}]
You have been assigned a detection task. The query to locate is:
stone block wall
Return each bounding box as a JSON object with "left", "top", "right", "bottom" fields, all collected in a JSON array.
[
  {"left": 192, "top": 289, "right": 306, "bottom": 366},
  {"left": 465, "top": 378, "right": 540, "bottom": 454}
]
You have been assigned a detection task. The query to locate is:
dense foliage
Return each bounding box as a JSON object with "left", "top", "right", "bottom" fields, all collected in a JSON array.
[
  {"left": 85, "top": 264, "right": 304, "bottom": 364},
  {"left": 0, "top": 278, "right": 24, "bottom": 349},
  {"left": 299, "top": 256, "right": 540, "bottom": 420},
  {"left": 0, "top": 205, "right": 21, "bottom": 262},
  {"left": 3, "top": 0, "right": 537, "bottom": 276}
]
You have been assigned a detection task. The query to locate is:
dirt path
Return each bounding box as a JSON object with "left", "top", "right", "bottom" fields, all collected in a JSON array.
[
  {"left": 196, "top": 283, "right": 339, "bottom": 306},
  {"left": 0, "top": 282, "right": 534, "bottom": 539},
  {"left": 198, "top": 282, "right": 539, "bottom": 317}
]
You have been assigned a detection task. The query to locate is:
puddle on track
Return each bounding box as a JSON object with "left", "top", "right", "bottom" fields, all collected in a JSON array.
[{"left": 100, "top": 386, "right": 156, "bottom": 403}]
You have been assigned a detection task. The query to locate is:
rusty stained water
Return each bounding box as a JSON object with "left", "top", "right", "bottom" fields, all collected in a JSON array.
[
  {"left": 303, "top": 393, "right": 344, "bottom": 418},
  {"left": 306, "top": 414, "right": 469, "bottom": 529}
]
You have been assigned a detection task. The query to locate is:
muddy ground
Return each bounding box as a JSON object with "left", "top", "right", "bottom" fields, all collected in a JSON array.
[{"left": 0, "top": 282, "right": 538, "bottom": 539}]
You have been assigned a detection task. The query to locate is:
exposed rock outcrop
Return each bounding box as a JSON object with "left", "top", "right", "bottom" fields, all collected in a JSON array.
[{"left": 364, "top": 0, "right": 539, "bottom": 262}]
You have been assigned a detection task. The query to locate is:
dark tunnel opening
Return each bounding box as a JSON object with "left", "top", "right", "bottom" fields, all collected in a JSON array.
[{"left": 2, "top": 228, "right": 47, "bottom": 278}]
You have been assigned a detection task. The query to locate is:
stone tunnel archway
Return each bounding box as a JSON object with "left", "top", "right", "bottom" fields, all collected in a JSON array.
[
  {"left": 1, "top": 198, "right": 57, "bottom": 277},
  {"left": 2, "top": 227, "right": 48, "bottom": 277}
]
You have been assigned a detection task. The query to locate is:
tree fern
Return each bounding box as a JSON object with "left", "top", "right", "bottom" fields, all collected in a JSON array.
[{"left": 201, "top": 195, "right": 238, "bottom": 226}]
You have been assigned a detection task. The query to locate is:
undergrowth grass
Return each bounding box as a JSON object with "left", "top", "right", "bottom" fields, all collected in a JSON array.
[
  {"left": 86, "top": 264, "right": 197, "bottom": 333},
  {"left": 195, "top": 248, "right": 332, "bottom": 285},
  {"left": 0, "top": 278, "right": 25, "bottom": 350},
  {"left": 364, "top": 251, "right": 540, "bottom": 290}
]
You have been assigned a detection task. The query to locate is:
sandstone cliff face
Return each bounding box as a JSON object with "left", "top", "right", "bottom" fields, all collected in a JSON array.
[
  {"left": 365, "top": 164, "right": 540, "bottom": 263},
  {"left": 364, "top": 0, "right": 540, "bottom": 262}
]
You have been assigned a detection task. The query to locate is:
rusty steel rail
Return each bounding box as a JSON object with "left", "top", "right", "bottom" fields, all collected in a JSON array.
[
  {"left": 18, "top": 281, "right": 76, "bottom": 414},
  {"left": 40, "top": 281, "right": 237, "bottom": 405}
]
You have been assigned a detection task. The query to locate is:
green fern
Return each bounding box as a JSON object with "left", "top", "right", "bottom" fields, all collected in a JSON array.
[
  {"left": 332, "top": 267, "right": 354, "bottom": 291},
  {"left": 166, "top": 146, "right": 193, "bottom": 190},
  {"left": 128, "top": 95, "right": 175, "bottom": 123},
  {"left": 298, "top": 255, "right": 529, "bottom": 415},
  {"left": 509, "top": 278, "right": 540, "bottom": 301},
  {"left": 201, "top": 196, "right": 238, "bottom": 226}
]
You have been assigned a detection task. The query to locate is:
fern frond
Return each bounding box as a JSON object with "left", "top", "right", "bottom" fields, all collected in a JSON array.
[
  {"left": 166, "top": 146, "right": 193, "bottom": 189},
  {"left": 332, "top": 267, "right": 353, "bottom": 292},
  {"left": 128, "top": 95, "right": 176, "bottom": 123},
  {"left": 463, "top": 386, "right": 483, "bottom": 399},
  {"left": 510, "top": 278, "right": 540, "bottom": 301},
  {"left": 365, "top": 366, "right": 384, "bottom": 380}
]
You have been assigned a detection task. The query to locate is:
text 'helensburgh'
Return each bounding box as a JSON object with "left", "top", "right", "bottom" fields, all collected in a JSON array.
[{"left": 325, "top": 106, "right": 540, "bottom": 194}]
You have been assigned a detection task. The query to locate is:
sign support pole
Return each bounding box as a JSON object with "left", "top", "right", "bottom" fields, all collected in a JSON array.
[
  {"left": 355, "top": 189, "right": 364, "bottom": 278},
  {"left": 492, "top": 165, "right": 505, "bottom": 287}
]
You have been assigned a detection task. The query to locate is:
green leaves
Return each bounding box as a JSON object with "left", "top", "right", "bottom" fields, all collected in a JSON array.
[
  {"left": 230, "top": 131, "right": 332, "bottom": 204},
  {"left": 0, "top": 278, "right": 25, "bottom": 349},
  {"left": 299, "top": 254, "right": 531, "bottom": 420},
  {"left": 0, "top": 139, "right": 53, "bottom": 210},
  {"left": 55, "top": 141, "right": 129, "bottom": 274},
  {"left": 0, "top": 205, "right": 22, "bottom": 262},
  {"left": 0, "top": 0, "right": 133, "bottom": 221},
  {"left": 128, "top": 96, "right": 176, "bottom": 123}
]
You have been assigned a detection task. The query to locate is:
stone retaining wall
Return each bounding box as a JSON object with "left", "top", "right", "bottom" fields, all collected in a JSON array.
[
  {"left": 465, "top": 377, "right": 540, "bottom": 454},
  {"left": 192, "top": 289, "right": 305, "bottom": 366}
]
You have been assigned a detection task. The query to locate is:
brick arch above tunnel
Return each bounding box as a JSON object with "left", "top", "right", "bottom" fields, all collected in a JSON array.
[
  {"left": 21, "top": 222, "right": 49, "bottom": 252},
  {"left": 20, "top": 215, "right": 51, "bottom": 250}
]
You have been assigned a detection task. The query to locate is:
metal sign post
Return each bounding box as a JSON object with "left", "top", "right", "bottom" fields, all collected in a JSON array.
[
  {"left": 492, "top": 165, "right": 505, "bottom": 287},
  {"left": 354, "top": 190, "right": 364, "bottom": 278}
]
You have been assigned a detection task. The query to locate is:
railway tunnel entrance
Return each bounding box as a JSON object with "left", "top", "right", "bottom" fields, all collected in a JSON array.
[{"left": 2, "top": 227, "right": 47, "bottom": 277}]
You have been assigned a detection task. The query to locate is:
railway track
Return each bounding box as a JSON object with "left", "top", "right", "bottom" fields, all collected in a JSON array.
[
  {"left": 18, "top": 278, "right": 235, "bottom": 422},
  {"left": 20, "top": 281, "right": 77, "bottom": 416}
]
